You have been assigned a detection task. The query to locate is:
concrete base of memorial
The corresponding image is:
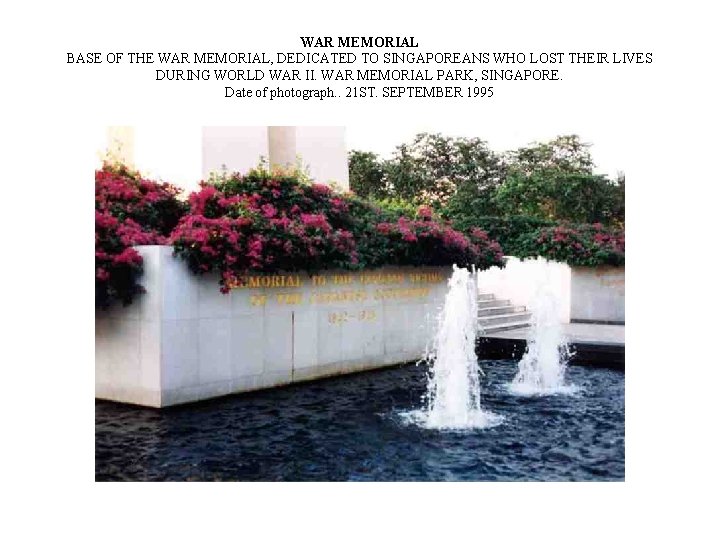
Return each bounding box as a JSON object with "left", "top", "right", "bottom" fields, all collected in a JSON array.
[
  {"left": 570, "top": 266, "right": 625, "bottom": 324},
  {"left": 95, "top": 246, "right": 451, "bottom": 407}
]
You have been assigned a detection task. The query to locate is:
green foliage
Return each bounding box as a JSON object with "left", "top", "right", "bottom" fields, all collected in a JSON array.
[
  {"left": 385, "top": 133, "right": 505, "bottom": 206},
  {"left": 505, "top": 134, "right": 595, "bottom": 175},
  {"left": 448, "top": 215, "right": 557, "bottom": 255},
  {"left": 492, "top": 134, "right": 624, "bottom": 225},
  {"left": 442, "top": 178, "right": 503, "bottom": 224},
  {"left": 405, "top": 133, "right": 626, "bottom": 232},
  {"left": 349, "top": 133, "right": 505, "bottom": 209},
  {"left": 493, "top": 170, "right": 624, "bottom": 224},
  {"left": 348, "top": 150, "right": 386, "bottom": 198},
  {"left": 368, "top": 196, "right": 420, "bottom": 220},
  {"left": 351, "top": 132, "right": 624, "bottom": 227}
]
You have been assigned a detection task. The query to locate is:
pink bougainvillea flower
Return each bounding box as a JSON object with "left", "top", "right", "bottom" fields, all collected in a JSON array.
[{"left": 417, "top": 205, "right": 433, "bottom": 220}]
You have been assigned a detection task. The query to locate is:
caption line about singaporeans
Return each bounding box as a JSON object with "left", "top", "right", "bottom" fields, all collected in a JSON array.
[{"left": 67, "top": 36, "right": 653, "bottom": 101}]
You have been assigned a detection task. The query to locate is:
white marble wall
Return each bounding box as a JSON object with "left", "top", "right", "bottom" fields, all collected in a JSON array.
[
  {"left": 570, "top": 266, "right": 625, "bottom": 323},
  {"left": 96, "top": 246, "right": 450, "bottom": 407},
  {"left": 95, "top": 246, "right": 164, "bottom": 406}
]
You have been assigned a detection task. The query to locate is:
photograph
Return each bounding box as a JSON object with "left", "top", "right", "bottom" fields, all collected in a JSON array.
[
  {"left": 95, "top": 125, "right": 624, "bottom": 481},
  {"left": 6, "top": 1, "right": 716, "bottom": 536}
]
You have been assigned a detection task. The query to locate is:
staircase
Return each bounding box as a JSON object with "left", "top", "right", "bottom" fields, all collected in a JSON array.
[{"left": 477, "top": 292, "right": 532, "bottom": 333}]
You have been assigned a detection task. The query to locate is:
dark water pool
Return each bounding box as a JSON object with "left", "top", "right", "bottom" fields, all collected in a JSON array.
[{"left": 96, "top": 360, "right": 624, "bottom": 481}]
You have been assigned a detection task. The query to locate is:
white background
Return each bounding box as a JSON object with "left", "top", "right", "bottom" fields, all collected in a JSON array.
[{"left": 2, "top": 0, "right": 718, "bottom": 539}]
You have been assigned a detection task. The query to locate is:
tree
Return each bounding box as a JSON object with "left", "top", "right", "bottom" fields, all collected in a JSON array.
[
  {"left": 494, "top": 169, "right": 625, "bottom": 224},
  {"left": 348, "top": 150, "right": 386, "bottom": 198},
  {"left": 348, "top": 132, "right": 624, "bottom": 227},
  {"left": 493, "top": 135, "right": 624, "bottom": 225},
  {"left": 384, "top": 133, "right": 504, "bottom": 206},
  {"left": 504, "top": 134, "right": 594, "bottom": 175}
]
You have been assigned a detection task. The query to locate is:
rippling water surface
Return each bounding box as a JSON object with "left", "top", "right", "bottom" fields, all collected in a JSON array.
[{"left": 96, "top": 360, "right": 624, "bottom": 481}]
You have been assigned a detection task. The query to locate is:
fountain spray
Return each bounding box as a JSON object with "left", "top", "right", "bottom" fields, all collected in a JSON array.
[
  {"left": 405, "top": 265, "right": 502, "bottom": 430},
  {"left": 508, "top": 260, "right": 577, "bottom": 396}
]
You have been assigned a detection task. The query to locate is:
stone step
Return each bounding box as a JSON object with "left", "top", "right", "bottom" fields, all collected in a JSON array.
[
  {"left": 477, "top": 311, "right": 532, "bottom": 326},
  {"left": 477, "top": 292, "right": 495, "bottom": 301},
  {"left": 480, "top": 320, "right": 532, "bottom": 333},
  {"left": 477, "top": 299, "right": 511, "bottom": 309},
  {"left": 477, "top": 305, "right": 527, "bottom": 316}
]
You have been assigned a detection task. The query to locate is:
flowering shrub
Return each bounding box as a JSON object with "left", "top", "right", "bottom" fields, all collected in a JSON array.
[
  {"left": 514, "top": 223, "right": 624, "bottom": 266},
  {"left": 448, "top": 215, "right": 557, "bottom": 256},
  {"left": 171, "top": 170, "right": 359, "bottom": 290},
  {"left": 95, "top": 210, "right": 164, "bottom": 307},
  {"left": 171, "top": 167, "right": 504, "bottom": 292},
  {"left": 372, "top": 217, "right": 504, "bottom": 269},
  {"left": 96, "top": 161, "right": 187, "bottom": 236},
  {"left": 95, "top": 162, "right": 187, "bottom": 307}
]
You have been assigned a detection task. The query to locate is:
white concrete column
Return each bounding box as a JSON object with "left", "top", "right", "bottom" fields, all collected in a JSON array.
[
  {"left": 104, "top": 125, "right": 350, "bottom": 192},
  {"left": 106, "top": 126, "right": 135, "bottom": 167},
  {"left": 295, "top": 126, "right": 349, "bottom": 190},
  {"left": 134, "top": 126, "right": 203, "bottom": 193},
  {"left": 268, "top": 126, "right": 297, "bottom": 170},
  {"left": 202, "top": 126, "right": 269, "bottom": 178}
]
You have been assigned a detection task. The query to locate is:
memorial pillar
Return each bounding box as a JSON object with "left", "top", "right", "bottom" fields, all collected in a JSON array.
[
  {"left": 106, "top": 126, "right": 135, "bottom": 167},
  {"left": 268, "top": 126, "right": 297, "bottom": 170}
]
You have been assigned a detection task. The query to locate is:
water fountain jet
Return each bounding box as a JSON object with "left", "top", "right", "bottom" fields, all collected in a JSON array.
[
  {"left": 404, "top": 265, "right": 502, "bottom": 430},
  {"left": 507, "top": 260, "right": 578, "bottom": 396}
]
